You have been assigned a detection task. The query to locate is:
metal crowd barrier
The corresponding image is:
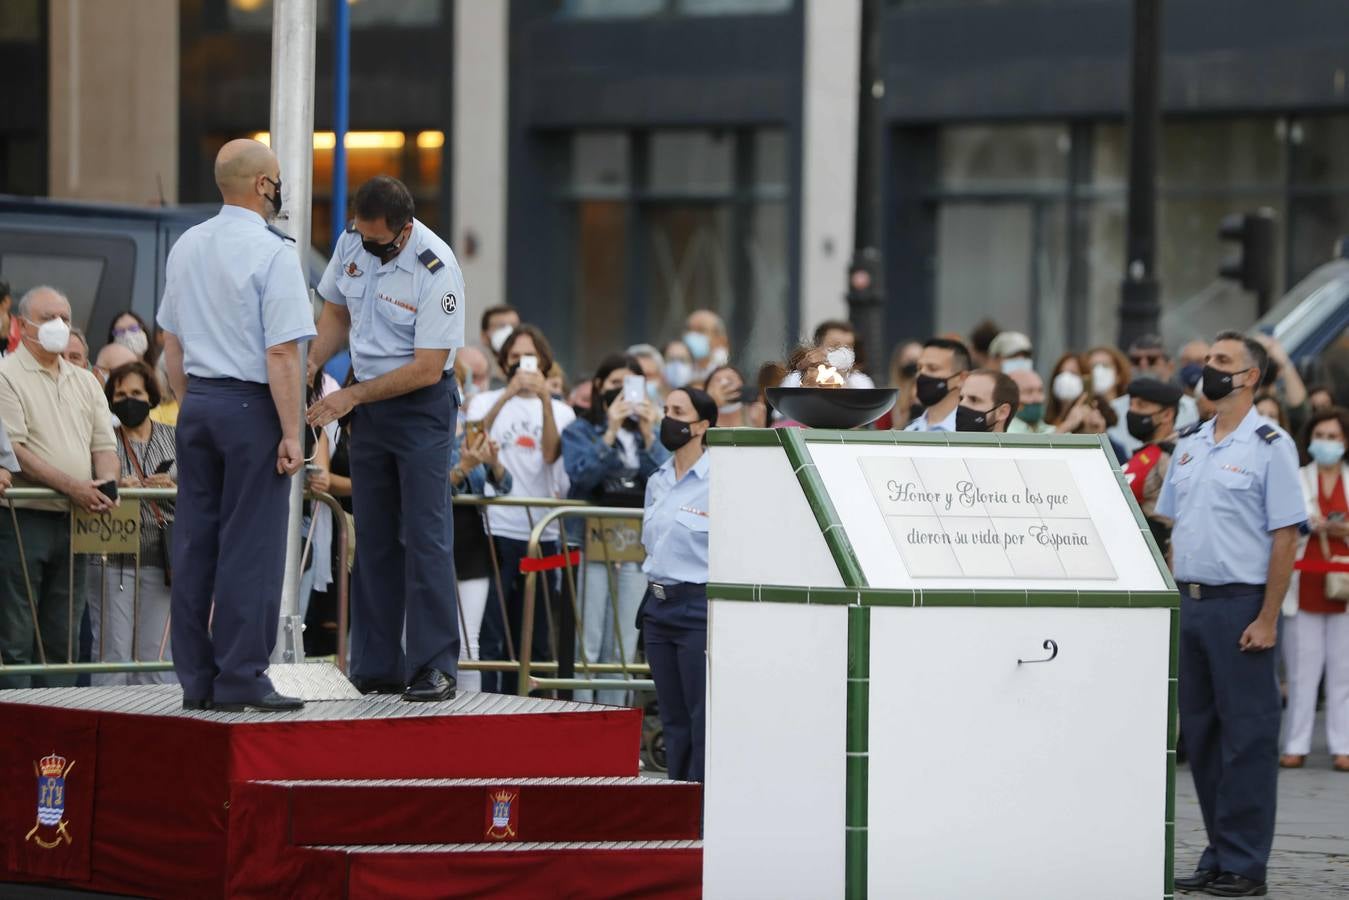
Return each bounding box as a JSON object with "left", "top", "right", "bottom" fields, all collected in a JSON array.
[
  {"left": 1, "top": 490, "right": 655, "bottom": 703},
  {"left": 517, "top": 505, "right": 655, "bottom": 697},
  {"left": 0, "top": 487, "right": 348, "bottom": 680}
]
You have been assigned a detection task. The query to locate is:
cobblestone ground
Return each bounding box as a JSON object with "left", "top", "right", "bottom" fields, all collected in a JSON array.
[{"left": 1174, "top": 712, "right": 1349, "bottom": 899}]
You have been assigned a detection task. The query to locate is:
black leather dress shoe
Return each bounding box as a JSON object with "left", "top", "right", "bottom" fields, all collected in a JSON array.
[
  {"left": 1204, "top": 873, "right": 1267, "bottom": 896},
  {"left": 214, "top": 692, "right": 305, "bottom": 713},
  {"left": 403, "top": 667, "right": 456, "bottom": 702},
  {"left": 182, "top": 698, "right": 213, "bottom": 711},
  {"left": 1175, "top": 868, "right": 1220, "bottom": 891},
  {"left": 352, "top": 677, "right": 405, "bottom": 695}
]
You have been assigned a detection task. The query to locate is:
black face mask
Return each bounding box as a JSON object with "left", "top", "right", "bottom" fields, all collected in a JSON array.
[
  {"left": 362, "top": 223, "right": 407, "bottom": 261},
  {"left": 659, "top": 417, "right": 695, "bottom": 452},
  {"left": 1126, "top": 410, "right": 1157, "bottom": 443},
  {"left": 600, "top": 387, "right": 622, "bottom": 409},
  {"left": 915, "top": 373, "right": 952, "bottom": 408},
  {"left": 955, "top": 404, "right": 993, "bottom": 433},
  {"left": 112, "top": 397, "right": 152, "bottom": 429},
  {"left": 1201, "top": 365, "right": 1247, "bottom": 402},
  {"left": 900, "top": 361, "right": 919, "bottom": 379},
  {"left": 264, "top": 176, "right": 282, "bottom": 215}
]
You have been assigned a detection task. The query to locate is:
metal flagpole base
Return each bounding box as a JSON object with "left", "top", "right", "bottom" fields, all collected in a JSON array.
[{"left": 276, "top": 613, "right": 307, "bottom": 665}]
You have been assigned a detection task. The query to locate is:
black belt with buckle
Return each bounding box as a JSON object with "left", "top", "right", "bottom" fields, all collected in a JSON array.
[
  {"left": 648, "top": 582, "right": 706, "bottom": 601},
  {"left": 1178, "top": 581, "right": 1265, "bottom": 600}
]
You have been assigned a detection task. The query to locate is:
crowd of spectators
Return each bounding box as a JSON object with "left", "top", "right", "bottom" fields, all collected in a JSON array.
[{"left": 0, "top": 274, "right": 1343, "bottom": 768}]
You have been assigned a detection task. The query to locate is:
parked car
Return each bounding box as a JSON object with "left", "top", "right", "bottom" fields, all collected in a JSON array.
[
  {"left": 0, "top": 195, "right": 324, "bottom": 352},
  {"left": 1255, "top": 246, "right": 1349, "bottom": 403}
]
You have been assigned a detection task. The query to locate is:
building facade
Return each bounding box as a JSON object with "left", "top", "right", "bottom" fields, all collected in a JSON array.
[{"left": 6, "top": 0, "right": 1349, "bottom": 378}]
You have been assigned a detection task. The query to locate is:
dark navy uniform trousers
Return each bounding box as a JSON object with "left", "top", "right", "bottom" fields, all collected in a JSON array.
[
  {"left": 1177, "top": 586, "right": 1281, "bottom": 883},
  {"left": 348, "top": 375, "right": 460, "bottom": 683},
  {"left": 172, "top": 378, "right": 290, "bottom": 703},
  {"left": 642, "top": 582, "right": 707, "bottom": 783}
]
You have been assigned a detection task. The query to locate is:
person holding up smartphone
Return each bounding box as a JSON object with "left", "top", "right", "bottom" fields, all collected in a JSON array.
[
  {"left": 88, "top": 361, "right": 178, "bottom": 686},
  {"left": 464, "top": 324, "right": 576, "bottom": 693},
  {"left": 0, "top": 286, "right": 121, "bottom": 690},
  {"left": 561, "top": 353, "right": 668, "bottom": 705}
]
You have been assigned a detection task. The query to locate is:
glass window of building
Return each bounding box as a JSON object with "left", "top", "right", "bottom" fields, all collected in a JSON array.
[
  {"left": 564, "top": 127, "right": 789, "bottom": 376},
  {"left": 1089, "top": 119, "right": 1286, "bottom": 350},
  {"left": 931, "top": 124, "right": 1071, "bottom": 366}
]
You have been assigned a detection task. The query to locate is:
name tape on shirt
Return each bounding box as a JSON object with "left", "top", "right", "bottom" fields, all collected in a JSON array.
[{"left": 679, "top": 505, "right": 708, "bottom": 518}]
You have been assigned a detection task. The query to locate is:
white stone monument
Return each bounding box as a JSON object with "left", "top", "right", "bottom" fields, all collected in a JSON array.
[{"left": 703, "top": 427, "right": 1177, "bottom": 900}]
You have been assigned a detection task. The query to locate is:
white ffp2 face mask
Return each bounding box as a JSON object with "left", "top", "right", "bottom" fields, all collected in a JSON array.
[
  {"left": 489, "top": 325, "right": 514, "bottom": 353},
  {"left": 1091, "top": 363, "right": 1117, "bottom": 395},
  {"left": 1052, "top": 370, "right": 1084, "bottom": 403},
  {"left": 29, "top": 317, "right": 71, "bottom": 354}
]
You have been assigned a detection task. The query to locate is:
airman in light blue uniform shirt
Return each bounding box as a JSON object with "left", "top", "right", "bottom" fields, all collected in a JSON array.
[
  {"left": 157, "top": 139, "right": 316, "bottom": 712},
  {"left": 1157, "top": 407, "right": 1305, "bottom": 585},
  {"left": 310, "top": 177, "right": 464, "bottom": 702},
  {"left": 318, "top": 219, "right": 464, "bottom": 380},
  {"left": 1155, "top": 337, "right": 1306, "bottom": 893},
  {"left": 642, "top": 452, "right": 711, "bottom": 586},
  {"left": 158, "top": 204, "right": 315, "bottom": 380}
]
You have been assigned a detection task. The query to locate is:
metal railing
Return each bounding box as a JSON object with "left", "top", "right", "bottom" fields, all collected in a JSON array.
[
  {"left": 1, "top": 490, "right": 655, "bottom": 701},
  {"left": 0, "top": 487, "right": 349, "bottom": 679},
  {"left": 517, "top": 505, "right": 655, "bottom": 696}
]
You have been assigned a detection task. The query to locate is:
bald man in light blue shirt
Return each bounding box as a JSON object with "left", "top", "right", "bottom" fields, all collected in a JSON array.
[{"left": 158, "top": 138, "right": 316, "bottom": 713}]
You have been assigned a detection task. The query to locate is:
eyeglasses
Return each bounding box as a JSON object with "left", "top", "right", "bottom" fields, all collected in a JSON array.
[{"left": 1129, "top": 353, "right": 1166, "bottom": 366}]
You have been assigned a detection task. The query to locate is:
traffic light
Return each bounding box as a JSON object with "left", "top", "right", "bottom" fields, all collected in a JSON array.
[{"left": 1217, "top": 210, "right": 1276, "bottom": 313}]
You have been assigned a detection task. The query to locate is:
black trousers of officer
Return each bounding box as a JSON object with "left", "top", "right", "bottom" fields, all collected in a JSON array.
[
  {"left": 172, "top": 378, "right": 290, "bottom": 704},
  {"left": 349, "top": 375, "right": 460, "bottom": 683},
  {"left": 1178, "top": 587, "right": 1281, "bottom": 883},
  {"left": 642, "top": 582, "right": 707, "bottom": 783}
]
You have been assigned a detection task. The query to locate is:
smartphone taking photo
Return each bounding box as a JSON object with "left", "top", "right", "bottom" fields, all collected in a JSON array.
[
  {"left": 622, "top": 374, "right": 646, "bottom": 408},
  {"left": 519, "top": 355, "right": 539, "bottom": 374}
]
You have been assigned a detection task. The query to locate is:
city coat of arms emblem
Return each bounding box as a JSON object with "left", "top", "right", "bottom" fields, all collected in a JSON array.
[{"left": 26, "top": 753, "right": 75, "bottom": 849}]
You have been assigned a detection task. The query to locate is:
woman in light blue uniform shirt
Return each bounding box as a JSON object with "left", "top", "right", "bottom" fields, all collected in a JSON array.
[{"left": 640, "top": 387, "right": 717, "bottom": 783}]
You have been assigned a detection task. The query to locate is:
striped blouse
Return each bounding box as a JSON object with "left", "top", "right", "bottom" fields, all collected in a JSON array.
[{"left": 114, "top": 421, "right": 176, "bottom": 565}]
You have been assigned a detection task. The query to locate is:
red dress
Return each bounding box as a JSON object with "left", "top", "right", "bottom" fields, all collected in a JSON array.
[{"left": 1299, "top": 472, "right": 1349, "bottom": 615}]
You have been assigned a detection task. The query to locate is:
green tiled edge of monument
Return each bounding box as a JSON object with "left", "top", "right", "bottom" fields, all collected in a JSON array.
[
  {"left": 846, "top": 606, "right": 870, "bottom": 900},
  {"left": 1165, "top": 607, "right": 1180, "bottom": 897},
  {"left": 780, "top": 428, "right": 869, "bottom": 588},
  {"left": 709, "top": 585, "right": 1180, "bottom": 609}
]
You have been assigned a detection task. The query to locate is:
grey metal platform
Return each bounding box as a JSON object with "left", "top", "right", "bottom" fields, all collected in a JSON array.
[
  {"left": 0, "top": 682, "right": 608, "bottom": 723},
  {"left": 257, "top": 775, "right": 685, "bottom": 787},
  {"left": 309, "top": 840, "right": 704, "bottom": 854}
]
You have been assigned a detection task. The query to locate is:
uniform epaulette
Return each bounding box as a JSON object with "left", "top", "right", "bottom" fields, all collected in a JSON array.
[
  {"left": 418, "top": 248, "right": 444, "bottom": 273},
  {"left": 266, "top": 224, "right": 296, "bottom": 242},
  {"left": 1255, "top": 423, "right": 1281, "bottom": 444},
  {"left": 1177, "top": 422, "right": 1202, "bottom": 439}
]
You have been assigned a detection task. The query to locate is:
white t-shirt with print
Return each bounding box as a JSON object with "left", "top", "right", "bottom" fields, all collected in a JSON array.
[{"left": 466, "top": 389, "right": 577, "bottom": 542}]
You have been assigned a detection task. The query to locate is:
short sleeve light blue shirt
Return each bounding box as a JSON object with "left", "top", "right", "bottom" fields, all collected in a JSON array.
[
  {"left": 642, "top": 451, "right": 711, "bottom": 586},
  {"left": 904, "top": 407, "right": 956, "bottom": 432},
  {"left": 317, "top": 218, "right": 465, "bottom": 382},
  {"left": 1156, "top": 406, "right": 1306, "bottom": 585},
  {"left": 156, "top": 205, "right": 315, "bottom": 383}
]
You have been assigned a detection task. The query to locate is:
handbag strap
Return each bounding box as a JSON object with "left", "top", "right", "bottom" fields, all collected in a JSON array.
[{"left": 118, "top": 428, "right": 167, "bottom": 529}]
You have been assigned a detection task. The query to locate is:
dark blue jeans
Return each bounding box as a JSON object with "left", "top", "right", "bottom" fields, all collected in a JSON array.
[{"left": 478, "top": 536, "right": 561, "bottom": 694}]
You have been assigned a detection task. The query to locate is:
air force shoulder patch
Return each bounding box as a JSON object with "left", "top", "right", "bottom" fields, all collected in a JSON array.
[
  {"left": 441, "top": 292, "right": 457, "bottom": 315},
  {"left": 419, "top": 249, "right": 444, "bottom": 273}
]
